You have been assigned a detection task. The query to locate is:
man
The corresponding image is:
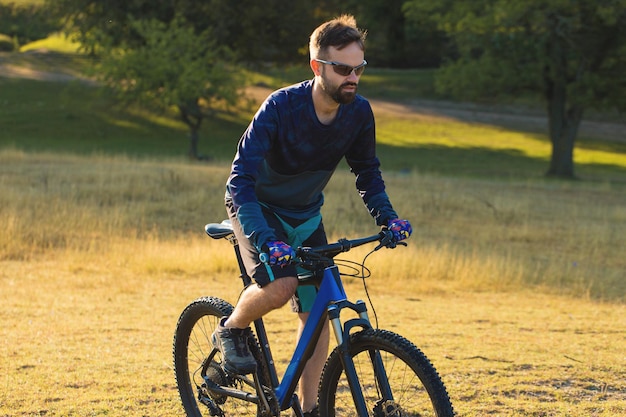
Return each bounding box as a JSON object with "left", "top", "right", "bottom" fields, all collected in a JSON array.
[{"left": 213, "top": 14, "right": 412, "bottom": 417}]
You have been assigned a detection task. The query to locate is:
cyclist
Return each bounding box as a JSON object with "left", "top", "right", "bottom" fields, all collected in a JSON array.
[{"left": 212, "top": 14, "right": 412, "bottom": 417}]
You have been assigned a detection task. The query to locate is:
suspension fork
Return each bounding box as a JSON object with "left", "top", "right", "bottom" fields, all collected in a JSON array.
[
  {"left": 328, "top": 300, "right": 371, "bottom": 416},
  {"left": 328, "top": 300, "right": 394, "bottom": 416}
]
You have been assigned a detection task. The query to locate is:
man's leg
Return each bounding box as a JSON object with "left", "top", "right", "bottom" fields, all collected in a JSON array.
[
  {"left": 226, "top": 276, "right": 299, "bottom": 329},
  {"left": 213, "top": 276, "right": 298, "bottom": 374},
  {"left": 297, "top": 312, "right": 330, "bottom": 413}
]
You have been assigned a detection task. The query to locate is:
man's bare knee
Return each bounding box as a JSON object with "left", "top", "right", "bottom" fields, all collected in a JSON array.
[{"left": 263, "top": 276, "right": 298, "bottom": 309}]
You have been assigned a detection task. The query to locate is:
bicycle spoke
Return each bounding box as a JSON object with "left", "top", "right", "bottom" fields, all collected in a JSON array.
[
  {"left": 319, "top": 329, "right": 454, "bottom": 417},
  {"left": 173, "top": 297, "right": 276, "bottom": 417}
]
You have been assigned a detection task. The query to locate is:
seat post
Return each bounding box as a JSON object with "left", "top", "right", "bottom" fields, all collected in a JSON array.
[{"left": 228, "top": 237, "right": 253, "bottom": 288}]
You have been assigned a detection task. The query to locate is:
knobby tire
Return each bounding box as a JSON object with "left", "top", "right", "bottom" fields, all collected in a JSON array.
[
  {"left": 318, "top": 329, "right": 455, "bottom": 417},
  {"left": 173, "top": 296, "right": 275, "bottom": 417}
]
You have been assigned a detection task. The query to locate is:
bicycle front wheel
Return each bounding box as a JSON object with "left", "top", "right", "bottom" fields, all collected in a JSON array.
[
  {"left": 318, "top": 329, "right": 454, "bottom": 417},
  {"left": 173, "top": 296, "right": 274, "bottom": 417}
]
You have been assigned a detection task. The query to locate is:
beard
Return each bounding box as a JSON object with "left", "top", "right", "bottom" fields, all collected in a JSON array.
[
  {"left": 319, "top": 70, "right": 358, "bottom": 104},
  {"left": 330, "top": 82, "right": 358, "bottom": 104}
]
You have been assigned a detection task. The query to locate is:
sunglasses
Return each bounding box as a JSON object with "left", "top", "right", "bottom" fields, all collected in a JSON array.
[{"left": 314, "top": 58, "right": 368, "bottom": 76}]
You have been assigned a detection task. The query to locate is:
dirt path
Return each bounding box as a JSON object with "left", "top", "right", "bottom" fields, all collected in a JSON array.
[
  {"left": 372, "top": 98, "right": 625, "bottom": 143},
  {"left": 0, "top": 61, "right": 96, "bottom": 85},
  {"left": 1, "top": 62, "right": 77, "bottom": 82}
]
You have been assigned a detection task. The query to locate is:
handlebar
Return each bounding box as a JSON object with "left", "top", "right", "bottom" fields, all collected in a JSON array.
[
  {"left": 297, "top": 229, "right": 396, "bottom": 259},
  {"left": 259, "top": 229, "right": 402, "bottom": 266},
  {"left": 292, "top": 229, "right": 403, "bottom": 274},
  {"left": 205, "top": 221, "right": 405, "bottom": 270}
]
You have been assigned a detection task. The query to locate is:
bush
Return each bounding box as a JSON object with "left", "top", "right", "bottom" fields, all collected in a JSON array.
[
  {"left": 0, "top": 33, "right": 15, "bottom": 52},
  {"left": 0, "top": 3, "right": 61, "bottom": 47}
]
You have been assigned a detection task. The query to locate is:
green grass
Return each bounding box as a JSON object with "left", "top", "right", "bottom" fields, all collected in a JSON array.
[
  {"left": 250, "top": 65, "right": 438, "bottom": 100},
  {"left": 0, "top": 77, "right": 245, "bottom": 159},
  {"left": 360, "top": 67, "right": 438, "bottom": 100},
  {"left": 374, "top": 113, "right": 626, "bottom": 179},
  {"left": 1, "top": 64, "right": 625, "bottom": 181}
]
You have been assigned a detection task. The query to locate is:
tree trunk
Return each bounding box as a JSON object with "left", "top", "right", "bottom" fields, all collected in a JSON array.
[
  {"left": 543, "top": 23, "right": 584, "bottom": 179},
  {"left": 188, "top": 126, "right": 199, "bottom": 160},
  {"left": 544, "top": 72, "right": 583, "bottom": 178},
  {"left": 546, "top": 107, "right": 583, "bottom": 178},
  {"left": 178, "top": 101, "right": 203, "bottom": 160}
]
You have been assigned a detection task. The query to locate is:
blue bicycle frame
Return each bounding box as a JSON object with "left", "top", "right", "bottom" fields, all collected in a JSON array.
[
  {"left": 203, "top": 222, "right": 396, "bottom": 416},
  {"left": 257, "top": 263, "right": 392, "bottom": 416}
]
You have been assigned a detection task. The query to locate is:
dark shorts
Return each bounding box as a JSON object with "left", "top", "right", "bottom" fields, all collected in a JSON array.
[{"left": 226, "top": 200, "right": 328, "bottom": 312}]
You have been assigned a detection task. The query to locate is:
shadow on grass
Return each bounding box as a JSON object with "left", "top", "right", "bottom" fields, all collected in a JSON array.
[
  {"left": 0, "top": 77, "right": 246, "bottom": 160},
  {"left": 1, "top": 77, "right": 625, "bottom": 183},
  {"left": 377, "top": 142, "right": 626, "bottom": 183}
]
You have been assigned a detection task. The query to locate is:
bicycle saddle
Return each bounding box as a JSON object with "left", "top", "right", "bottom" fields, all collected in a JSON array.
[{"left": 205, "top": 220, "right": 234, "bottom": 239}]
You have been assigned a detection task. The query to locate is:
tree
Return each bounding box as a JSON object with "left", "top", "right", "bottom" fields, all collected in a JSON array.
[
  {"left": 97, "top": 15, "right": 241, "bottom": 159},
  {"left": 47, "top": 0, "right": 324, "bottom": 63},
  {"left": 45, "top": 0, "right": 331, "bottom": 157},
  {"left": 324, "top": 0, "right": 446, "bottom": 67},
  {"left": 403, "top": 0, "right": 626, "bottom": 178}
]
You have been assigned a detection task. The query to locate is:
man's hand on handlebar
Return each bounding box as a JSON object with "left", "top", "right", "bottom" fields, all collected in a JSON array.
[
  {"left": 260, "top": 222, "right": 412, "bottom": 265},
  {"left": 387, "top": 218, "right": 412, "bottom": 241},
  {"left": 260, "top": 240, "right": 296, "bottom": 267},
  {"left": 379, "top": 218, "right": 412, "bottom": 249}
]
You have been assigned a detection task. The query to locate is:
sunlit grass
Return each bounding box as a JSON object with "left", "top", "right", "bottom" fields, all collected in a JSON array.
[
  {"left": 0, "top": 0, "right": 44, "bottom": 4},
  {"left": 371, "top": 112, "right": 626, "bottom": 179},
  {"left": 377, "top": 114, "right": 626, "bottom": 169},
  {"left": 2, "top": 244, "right": 623, "bottom": 416},
  {"left": 378, "top": 116, "right": 548, "bottom": 152},
  {"left": 19, "top": 32, "right": 80, "bottom": 54},
  {"left": 1, "top": 149, "right": 624, "bottom": 301},
  {"left": 575, "top": 143, "right": 626, "bottom": 166},
  {"left": 0, "top": 150, "right": 624, "bottom": 416}
]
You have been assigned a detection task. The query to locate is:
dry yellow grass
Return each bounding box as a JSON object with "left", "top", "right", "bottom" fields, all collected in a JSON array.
[
  {"left": 1, "top": 246, "right": 624, "bottom": 416},
  {"left": 1, "top": 149, "right": 625, "bottom": 416}
]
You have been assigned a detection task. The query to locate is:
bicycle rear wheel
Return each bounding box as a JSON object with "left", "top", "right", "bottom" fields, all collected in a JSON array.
[
  {"left": 318, "top": 329, "right": 454, "bottom": 417},
  {"left": 173, "top": 296, "right": 275, "bottom": 417}
]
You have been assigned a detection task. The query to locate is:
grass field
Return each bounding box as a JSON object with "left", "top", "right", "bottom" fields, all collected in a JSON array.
[
  {"left": 1, "top": 150, "right": 624, "bottom": 416},
  {"left": 1, "top": 50, "right": 625, "bottom": 416}
]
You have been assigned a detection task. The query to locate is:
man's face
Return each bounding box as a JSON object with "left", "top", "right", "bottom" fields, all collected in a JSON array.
[{"left": 316, "top": 43, "right": 365, "bottom": 105}]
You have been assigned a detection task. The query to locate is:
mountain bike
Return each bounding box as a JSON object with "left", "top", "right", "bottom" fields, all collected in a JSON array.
[{"left": 173, "top": 219, "right": 455, "bottom": 416}]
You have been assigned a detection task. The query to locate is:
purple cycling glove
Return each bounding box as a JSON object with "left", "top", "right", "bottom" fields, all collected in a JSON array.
[
  {"left": 387, "top": 218, "right": 412, "bottom": 242},
  {"left": 263, "top": 240, "right": 296, "bottom": 267}
]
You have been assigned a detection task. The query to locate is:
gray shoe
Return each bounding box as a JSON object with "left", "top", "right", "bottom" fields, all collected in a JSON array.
[
  {"left": 211, "top": 317, "right": 257, "bottom": 375},
  {"left": 292, "top": 406, "right": 319, "bottom": 417}
]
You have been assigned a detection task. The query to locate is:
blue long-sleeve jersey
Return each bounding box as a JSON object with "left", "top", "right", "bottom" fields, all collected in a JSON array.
[{"left": 225, "top": 79, "right": 397, "bottom": 250}]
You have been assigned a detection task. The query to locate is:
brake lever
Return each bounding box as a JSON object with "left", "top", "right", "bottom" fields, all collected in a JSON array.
[
  {"left": 375, "top": 230, "right": 394, "bottom": 251},
  {"left": 375, "top": 230, "right": 408, "bottom": 251}
]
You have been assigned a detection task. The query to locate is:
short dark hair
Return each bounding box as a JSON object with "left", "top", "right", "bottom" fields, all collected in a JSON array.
[{"left": 309, "top": 14, "right": 366, "bottom": 59}]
